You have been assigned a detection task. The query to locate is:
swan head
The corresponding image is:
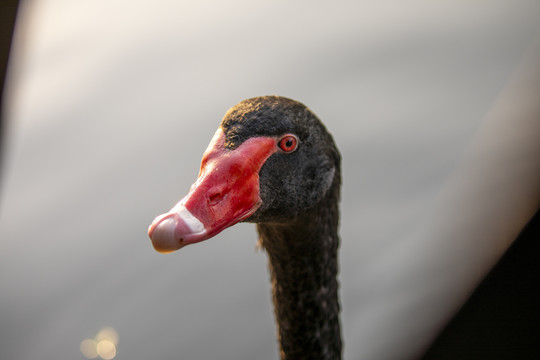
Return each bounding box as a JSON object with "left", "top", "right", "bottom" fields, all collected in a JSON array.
[{"left": 148, "top": 96, "right": 340, "bottom": 252}]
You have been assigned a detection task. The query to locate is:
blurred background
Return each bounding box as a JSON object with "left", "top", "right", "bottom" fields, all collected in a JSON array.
[{"left": 1, "top": 1, "right": 539, "bottom": 359}]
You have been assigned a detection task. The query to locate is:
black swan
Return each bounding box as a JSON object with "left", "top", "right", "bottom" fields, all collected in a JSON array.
[{"left": 148, "top": 95, "right": 342, "bottom": 359}]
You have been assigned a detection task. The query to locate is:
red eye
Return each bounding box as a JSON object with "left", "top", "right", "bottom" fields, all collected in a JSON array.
[{"left": 278, "top": 134, "right": 298, "bottom": 153}]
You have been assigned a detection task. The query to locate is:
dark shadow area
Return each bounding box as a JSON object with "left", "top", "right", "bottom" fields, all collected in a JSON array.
[
  {"left": 422, "top": 208, "right": 540, "bottom": 359},
  {"left": 0, "top": 0, "right": 20, "bottom": 178}
]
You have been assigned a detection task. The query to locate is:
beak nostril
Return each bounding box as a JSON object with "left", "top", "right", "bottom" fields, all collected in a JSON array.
[{"left": 209, "top": 192, "right": 225, "bottom": 205}]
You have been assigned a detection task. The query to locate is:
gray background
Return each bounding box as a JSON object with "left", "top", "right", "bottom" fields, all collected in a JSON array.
[{"left": 1, "top": 1, "right": 540, "bottom": 359}]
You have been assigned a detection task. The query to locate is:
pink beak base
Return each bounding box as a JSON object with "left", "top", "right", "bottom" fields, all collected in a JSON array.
[{"left": 148, "top": 129, "right": 278, "bottom": 253}]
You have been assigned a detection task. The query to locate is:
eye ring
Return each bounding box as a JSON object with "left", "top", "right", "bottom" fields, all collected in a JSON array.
[{"left": 278, "top": 134, "right": 299, "bottom": 153}]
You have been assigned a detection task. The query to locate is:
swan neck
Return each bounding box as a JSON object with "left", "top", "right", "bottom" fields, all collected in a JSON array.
[{"left": 258, "top": 199, "right": 342, "bottom": 360}]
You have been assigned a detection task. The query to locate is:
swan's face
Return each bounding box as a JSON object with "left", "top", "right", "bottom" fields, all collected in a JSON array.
[{"left": 148, "top": 96, "right": 339, "bottom": 253}]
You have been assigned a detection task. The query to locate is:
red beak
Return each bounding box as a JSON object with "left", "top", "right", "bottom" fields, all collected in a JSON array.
[{"left": 148, "top": 129, "right": 278, "bottom": 253}]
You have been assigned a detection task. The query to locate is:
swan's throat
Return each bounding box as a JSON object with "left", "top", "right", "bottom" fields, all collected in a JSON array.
[{"left": 258, "top": 203, "right": 342, "bottom": 360}]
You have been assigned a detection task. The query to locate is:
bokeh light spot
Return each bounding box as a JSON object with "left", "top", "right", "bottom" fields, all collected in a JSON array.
[
  {"left": 80, "top": 326, "right": 119, "bottom": 359},
  {"left": 96, "top": 340, "right": 117, "bottom": 360},
  {"left": 80, "top": 339, "right": 98, "bottom": 359},
  {"left": 96, "top": 326, "right": 119, "bottom": 345}
]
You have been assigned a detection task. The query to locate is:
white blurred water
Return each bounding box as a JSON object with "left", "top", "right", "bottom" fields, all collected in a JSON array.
[{"left": 1, "top": 1, "right": 539, "bottom": 359}]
